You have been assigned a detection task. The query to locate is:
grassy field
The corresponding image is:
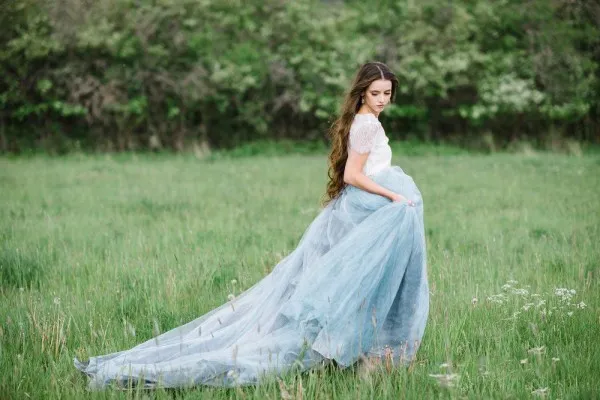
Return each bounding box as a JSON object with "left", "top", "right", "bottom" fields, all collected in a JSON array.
[{"left": 1, "top": 151, "right": 599, "bottom": 399}]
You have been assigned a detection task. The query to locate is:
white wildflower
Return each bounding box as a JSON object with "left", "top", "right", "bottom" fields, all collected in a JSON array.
[
  {"left": 528, "top": 346, "right": 546, "bottom": 355},
  {"left": 471, "top": 297, "right": 478, "bottom": 305},
  {"left": 520, "top": 358, "right": 528, "bottom": 364},
  {"left": 552, "top": 357, "right": 560, "bottom": 362},
  {"left": 567, "top": 311, "right": 573, "bottom": 316},
  {"left": 554, "top": 288, "right": 576, "bottom": 302},
  {"left": 513, "top": 288, "right": 529, "bottom": 296},
  {"left": 429, "top": 373, "right": 460, "bottom": 388},
  {"left": 531, "top": 387, "right": 549, "bottom": 397},
  {"left": 536, "top": 300, "right": 546, "bottom": 308},
  {"left": 230, "top": 279, "right": 237, "bottom": 285},
  {"left": 53, "top": 297, "right": 61, "bottom": 306},
  {"left": 487, "top": 294, "right": 508, "bottom": 304},
  {"left": 503, "top": 282, "right": 530, "bottom": 296},
  {"left": 522, "top": 303, "right": 534, "bottom": 311},
  {"left": 575, "top": 301, "right": 587, "bottom": 309},
  {"left": 227, "top": 294, "right": 235, "bottom": 301}
]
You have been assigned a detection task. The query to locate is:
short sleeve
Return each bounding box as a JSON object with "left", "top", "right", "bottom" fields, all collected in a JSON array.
[{"left": 349, "top": 121, "right": 379, "bottom": 154}]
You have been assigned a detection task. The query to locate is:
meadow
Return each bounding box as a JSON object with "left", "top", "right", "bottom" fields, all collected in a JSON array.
[{"left": 0, "top": 150, "right": 599, "bottom": 399}]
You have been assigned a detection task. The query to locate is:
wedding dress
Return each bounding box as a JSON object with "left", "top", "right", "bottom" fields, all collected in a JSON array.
[{"left": 74, "top": 112, "right": 429, "bottom": 389}]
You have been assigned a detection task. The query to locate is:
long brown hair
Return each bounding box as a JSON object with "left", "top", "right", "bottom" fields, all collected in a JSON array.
[{"left": 322, "top": 62, "right": 398, "bottom": 205}]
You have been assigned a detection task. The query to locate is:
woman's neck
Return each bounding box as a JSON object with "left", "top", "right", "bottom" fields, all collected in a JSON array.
[{"left": 357, "top": 105, "right": 379, "bottom": 118}]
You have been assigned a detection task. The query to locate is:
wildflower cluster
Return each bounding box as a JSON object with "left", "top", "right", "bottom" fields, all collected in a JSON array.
[
  {"left": 483, "top": 280, "right": 587, "bottom": 320},
  {"left": 554, "top": 288, "right": 576, "bottom": 303}
]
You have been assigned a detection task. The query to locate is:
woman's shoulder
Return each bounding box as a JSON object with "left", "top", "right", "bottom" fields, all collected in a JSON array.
[{"left": 350, "top": 113, "right": 383, "bottom": 133}]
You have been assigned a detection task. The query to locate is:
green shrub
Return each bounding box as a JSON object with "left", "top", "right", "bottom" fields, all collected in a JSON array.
[{"left": 0, "top": 0, "right": 598, "bottom": 153}]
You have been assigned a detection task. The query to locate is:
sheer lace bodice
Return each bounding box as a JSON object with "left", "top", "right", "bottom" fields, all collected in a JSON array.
[{"left": 348, "top": 113, "right": 392, "bottom": 177}]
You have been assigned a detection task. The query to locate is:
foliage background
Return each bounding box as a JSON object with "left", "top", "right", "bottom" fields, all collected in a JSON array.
[{"left": 1, "top": 0, "right": 599, "bottom": 153}]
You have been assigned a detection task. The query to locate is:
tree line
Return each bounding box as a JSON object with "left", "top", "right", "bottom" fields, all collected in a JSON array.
[{"left": 1, "top": 0, "right": 599, "bottom": 153}]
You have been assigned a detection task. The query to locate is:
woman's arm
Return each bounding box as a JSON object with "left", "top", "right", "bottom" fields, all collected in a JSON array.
[
  {"left": 343, "top": 150, "right": 394, "bottom": 199},
  {"left": 343, "top": 150, "right": 412, "bottom": 204}
]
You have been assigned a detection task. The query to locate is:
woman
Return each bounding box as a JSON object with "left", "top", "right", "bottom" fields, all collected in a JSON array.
[{"left": 75, "top": 61, "right": 429, "bottom": 389}]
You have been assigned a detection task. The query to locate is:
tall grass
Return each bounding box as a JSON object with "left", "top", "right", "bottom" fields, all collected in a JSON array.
[{"left": 0, "top": 151, "right": 599, "bottom": 399}]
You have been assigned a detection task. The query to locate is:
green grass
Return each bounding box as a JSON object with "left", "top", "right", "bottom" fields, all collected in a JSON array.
[{"left": 1, "top": 151, "right": 599, "bottom": 399}]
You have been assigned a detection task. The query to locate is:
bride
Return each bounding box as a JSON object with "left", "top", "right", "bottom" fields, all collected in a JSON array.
[{"left": 75, "top": 61, "right": 429, "bottom": 389}]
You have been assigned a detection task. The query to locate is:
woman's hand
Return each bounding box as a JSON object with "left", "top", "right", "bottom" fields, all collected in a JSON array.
[{"left": 390, "top": 193, "right": 415, "bottom": 206}]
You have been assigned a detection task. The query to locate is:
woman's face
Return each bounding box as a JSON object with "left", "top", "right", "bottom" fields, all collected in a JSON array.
[{"left": 363, "top": 79, "right": 392, "bottom": 114}]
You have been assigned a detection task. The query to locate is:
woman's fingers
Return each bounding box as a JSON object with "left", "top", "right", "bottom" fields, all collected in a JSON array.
[
  {"left": 391, "top": 192, "right": 416, "bottom": 206},
  {"left": 393, "top": 197, "right": 415, "bottom": 206}
]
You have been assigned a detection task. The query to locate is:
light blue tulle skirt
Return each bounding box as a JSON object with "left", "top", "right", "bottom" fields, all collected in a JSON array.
[{"left": 74, "top": 165, "right": 429, "bottom": 389}]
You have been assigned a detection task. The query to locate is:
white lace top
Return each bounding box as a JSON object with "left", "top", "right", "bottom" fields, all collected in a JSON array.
[{"left": 348, "top": 113, "right": 392, "bottom": 177}]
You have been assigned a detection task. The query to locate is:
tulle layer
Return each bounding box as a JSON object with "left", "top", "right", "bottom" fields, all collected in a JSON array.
[{"left": 74, "top": 165, "right": 429, "bottom": 389}]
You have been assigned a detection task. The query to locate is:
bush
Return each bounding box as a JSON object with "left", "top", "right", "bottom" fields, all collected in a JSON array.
[{"left": 0, "top": 0, "right": 598, "bottom": 153}]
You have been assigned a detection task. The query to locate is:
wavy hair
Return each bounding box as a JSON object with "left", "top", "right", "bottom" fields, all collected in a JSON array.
[{"left": 322, "top": 62, "right": 398, "bottom": 205}]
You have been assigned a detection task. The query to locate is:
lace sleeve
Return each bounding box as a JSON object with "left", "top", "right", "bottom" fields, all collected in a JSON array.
[{"left": 349, "top": 121, "right": 379, "bottom": 154}]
